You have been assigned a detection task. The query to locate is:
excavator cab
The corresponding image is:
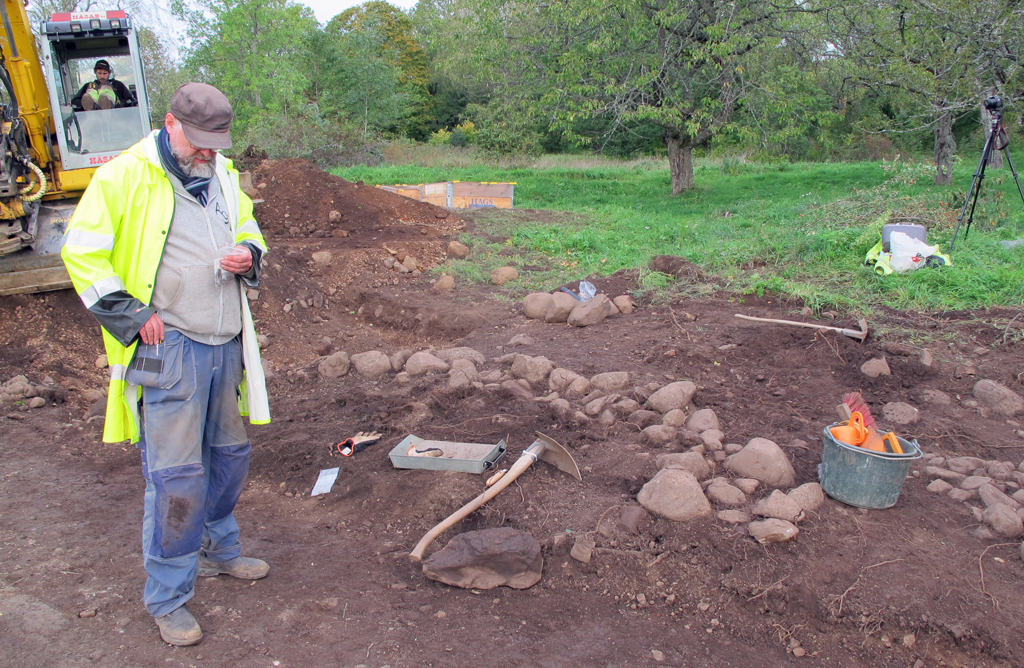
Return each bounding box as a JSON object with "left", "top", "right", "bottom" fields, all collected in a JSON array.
[
  {"left": 0, "top": 6, "right": 151, "bottom": 295},
  {"left": 40, "top": 12, "right": 151, "bottom": 170}
]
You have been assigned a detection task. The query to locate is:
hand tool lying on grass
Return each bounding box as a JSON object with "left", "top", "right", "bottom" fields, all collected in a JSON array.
[
  {"left": 734, "top": 314, "right": 869, "bottom": 342},
  {"left": 336, "top": 431, "right": 382, "bottom": 457},
  {"left": 409, "top": 433, "right": 581, "bottom": 561}
]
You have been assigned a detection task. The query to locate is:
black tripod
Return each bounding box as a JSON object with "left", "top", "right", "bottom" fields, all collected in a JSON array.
[{"left": 949, "top": 96, "right": 1024, "bottom": 252}]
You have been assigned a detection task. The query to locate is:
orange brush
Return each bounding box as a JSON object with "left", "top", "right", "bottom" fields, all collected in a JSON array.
[
  {"left": 841, "top": 392, "right": 876, "bottom": 429},
  {"left": 839, "top": 392, "right": 903, "bottom": 454}
]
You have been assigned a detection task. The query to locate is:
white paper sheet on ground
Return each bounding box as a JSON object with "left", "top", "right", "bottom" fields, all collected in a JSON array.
[{"left": 311, "top": 467, "right": 340, "bottom": 496}]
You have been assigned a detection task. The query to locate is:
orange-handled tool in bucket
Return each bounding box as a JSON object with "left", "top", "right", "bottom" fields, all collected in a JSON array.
[
  {"left": 830, "top": 411, "right": 868, "bottom": 446},
  {"left": 861, "top": 430, "right": 904, "bottom": 454}
]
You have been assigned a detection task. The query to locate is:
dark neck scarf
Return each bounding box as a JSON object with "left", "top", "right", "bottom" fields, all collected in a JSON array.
[{"left": 157, "top": 127, "right": 213, "bottom": 206}]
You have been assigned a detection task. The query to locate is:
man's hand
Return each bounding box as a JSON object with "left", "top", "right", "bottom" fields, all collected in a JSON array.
[
  {"left": 139, "top": 313, "right": 164, "bottom": 345},
  {"left": 219, "top": 245, "right": 253, "bottom": 274}
]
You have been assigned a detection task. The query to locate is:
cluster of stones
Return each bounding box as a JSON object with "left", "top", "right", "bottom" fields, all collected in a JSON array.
[
  {"left": 634, "top": 424, "right": 823, "bottom": 545},
  {"left": 924, "top": 455, "right": 1024, "bottom": 539},
  {"left": 522, "top": 291, "right": 636, "bottom": 327},
  {"left": 1, "top": 374, "right": 69, "bottom": 410}
]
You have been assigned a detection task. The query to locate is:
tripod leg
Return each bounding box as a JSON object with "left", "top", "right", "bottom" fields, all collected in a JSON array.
[
  {"left": 1000, "top": 145, "right": 1024, "bottom": 208},
  {"left": 950, "top": 124, "right": 996, "bottom": 252}
]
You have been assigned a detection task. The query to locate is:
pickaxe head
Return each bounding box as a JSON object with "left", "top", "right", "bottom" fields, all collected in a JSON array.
[{"left": 529, "top": 432, "right": 582, "bottom": 480}]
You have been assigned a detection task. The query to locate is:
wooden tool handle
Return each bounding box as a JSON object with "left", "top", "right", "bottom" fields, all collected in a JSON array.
[
  {"left": 734, "top": 314, "right": 867, "bottom": 340},
  {"left": 409, "top": 450, "right": 537, "bottom": 561}
]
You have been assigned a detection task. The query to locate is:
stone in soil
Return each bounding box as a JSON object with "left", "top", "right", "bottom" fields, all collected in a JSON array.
[
  {"left": 447, "top": 240, "right": 469, "bottom": 258},
  {"left": 549, "top": 368, "right": 584, "bottom": 393},
  {"left": 646, "top": 381, "right": 697, "bottom": 414},
  {"left": 978, "top": 484, "right": 1020, "bottom": 509},
  {"left": 883, "top": 402, "right": 920, "bottom": 425},
  {"left": 947, "top": 456, "right": 986, "bottom": 474},
  {"left": 523, "top": 293, "right": 553, "bottom": 320},
  {"left": 643, "top": 425, "right": 678, "bottom": 447},
  {"left": 511, "top": 355, "right": 555, "bottom": 385},
  {"left": 570, "top": 535, "right": 595, "bottom": 563},
  {"left": 983, "top": 504, "right": 1024, "bottom": 538},
  {"left": 448, "top": 359, "right": 479, "bottom": 388},
  {"left": 725, "top": 438, "right": 797, "bottom": 488},
  {"left": 748, "top": 519, "right": 800, "bottom": 544},
  {"left": 432, "top": 275, "right": 455, "bottom": 291},
  {"left": 973, "top": 379, "right": 1024, "bottom": 417},
  {"left": 546, "top": 293, "right": 578, "bottom": 323},
  {"left": 613, "top": 295, "right": 634, "bottom": 314},
  {"left": 706, "top": 480, "right": 746, "bottom": 506},
  {"left": 422, "top": 528, "right": 543, "bottom": 590},
  {"left": 637, "top": 469, "right": 713, "bottom": 522},
  {"left": 568, "top": 295, "right": 614, "bottom": 327},
  {"left": 948, "top": 488, "right": 974, "bottom": 502},
  {"left": 717, "top": 509, "right": 752, "bottom": 524},
  {"left": 860, "top": 358, "right": 891, "bottom": 378},
  {"left": 686, "top": 408, "right": 720, "bottom": 433},
  {"left": 405, "top": 352, "right": 450, "bottom": 375},
  {"left": 318, "top": 351, "right": 350, "bottom": 378},
  {"left": 628, "top": 410, "right": 661, "bottom": 429},
  {"left": 490, "top": 266, "right": 519, "bottom": 286},
  {"left": 350, "top": 351, "right": 391, "bottom": 378},
  {"left": 787, "top": 483, "right": 825, "bottom": 512},
  {"left": 590, "top": 371, "right": 630, "bottom": 393},
  {"left": 436, "top": 347, "right": 487, "bottom": 366},
  {"left": 752, "top": 490, "right": 804, "bottom": 523}
]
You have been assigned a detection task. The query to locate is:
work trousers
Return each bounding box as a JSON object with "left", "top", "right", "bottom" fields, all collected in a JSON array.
[{"left": 131, "top": 331, "right": 252, "bottom": 618}]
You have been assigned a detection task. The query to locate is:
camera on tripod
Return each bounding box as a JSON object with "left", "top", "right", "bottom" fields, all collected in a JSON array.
[
  {"left": 949, "top": 93, "right": 1024, "bottom": 252},
  {"left": 984, "top": 95, "right": 1004, "bottom": 117}
]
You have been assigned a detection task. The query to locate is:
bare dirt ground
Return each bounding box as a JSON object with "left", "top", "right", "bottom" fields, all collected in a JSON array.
[{"left": 2, "top": 160, "right": 1024, "bottom": 668}]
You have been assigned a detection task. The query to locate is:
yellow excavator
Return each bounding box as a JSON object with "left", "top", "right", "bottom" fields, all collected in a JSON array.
[{"left": 0, "top": 1, "right": 151, "bottom": 295}]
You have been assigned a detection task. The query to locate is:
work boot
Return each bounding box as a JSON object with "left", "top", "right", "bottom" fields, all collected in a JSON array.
[
  {"left": 198, "top": 554, "right": 269, "bottom": 579},
  {"left": 155, "top": 605, "right": 203, "bottom": 646},
  {"left": 98, "top": 94, "right": 114, "bottom": 110},
  {"left": 82, "top": 95, "right": 97, "bottom": 111}
]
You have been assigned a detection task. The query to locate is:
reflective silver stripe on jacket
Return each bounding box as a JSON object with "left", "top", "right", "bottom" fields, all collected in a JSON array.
[
  {"left": 109, "top": 364, "right": 128, "bottom": 382},
  {"left": 80, "top": 274, "right": 127, "bottom": 309},
  {"left": 62, "top": 228, "right": 115, "bottom": 252}
]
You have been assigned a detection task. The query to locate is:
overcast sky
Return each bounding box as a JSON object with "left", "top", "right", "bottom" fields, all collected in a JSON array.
[{"left": 298, "top": 0, "right": 418, "bottom": 23}]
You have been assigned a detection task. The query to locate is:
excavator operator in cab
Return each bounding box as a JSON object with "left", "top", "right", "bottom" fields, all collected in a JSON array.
[{"left": 71, "top": 59, "right": 136, "bottom": 111}]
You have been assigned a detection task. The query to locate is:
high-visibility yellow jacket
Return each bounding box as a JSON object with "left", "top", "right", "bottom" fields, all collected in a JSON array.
[{"left": 61, "top": 130, "right": 270, "bottom": 443}]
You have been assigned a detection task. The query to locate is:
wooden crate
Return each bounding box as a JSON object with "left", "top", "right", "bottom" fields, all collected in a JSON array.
[
  {"left": 422, "top": 182, "right": 449, "bottom": 207},
  {"left": 452, "top": 182, "right": 514, "bottom": 209}
]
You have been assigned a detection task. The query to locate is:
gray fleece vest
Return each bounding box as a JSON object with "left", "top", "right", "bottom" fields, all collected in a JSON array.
[{"left": 150, "top": 171, "right": 243, "bottom": 345}]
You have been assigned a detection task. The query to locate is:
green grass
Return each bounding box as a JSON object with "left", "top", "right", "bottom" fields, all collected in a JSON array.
[{"left": 332, "top": 154, "right": 1024, "bottom": 312}]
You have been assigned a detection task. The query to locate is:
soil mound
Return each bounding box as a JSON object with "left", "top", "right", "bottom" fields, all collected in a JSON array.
[{"left": 251, "top": 159, "right": 462, "bottom": 240}]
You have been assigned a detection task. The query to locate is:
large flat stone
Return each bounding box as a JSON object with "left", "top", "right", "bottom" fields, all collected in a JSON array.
[{"left": 422, "top": 528, "right": 543, "bottom": 590}]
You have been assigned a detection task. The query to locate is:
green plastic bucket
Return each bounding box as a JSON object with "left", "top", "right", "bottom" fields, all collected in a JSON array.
[{"left": 818, "top": 425, "right": 923, "bottom": 509}]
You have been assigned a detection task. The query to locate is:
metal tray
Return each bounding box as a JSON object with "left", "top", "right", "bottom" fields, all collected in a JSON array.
[{"left": 389, "top": 435, "right": 506, "bottom": 474}]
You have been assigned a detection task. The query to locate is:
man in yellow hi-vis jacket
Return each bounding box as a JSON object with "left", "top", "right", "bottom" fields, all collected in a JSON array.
[{"left": 61, "top": 82, "right": 270, "bottom": 647}]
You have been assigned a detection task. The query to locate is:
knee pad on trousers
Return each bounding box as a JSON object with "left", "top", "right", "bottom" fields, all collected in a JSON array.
[{"left": 150, "top": 463, "right": 205, "bottom": 559}]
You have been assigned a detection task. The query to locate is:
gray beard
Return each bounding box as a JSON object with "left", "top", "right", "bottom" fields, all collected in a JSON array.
[{"left": 170, "top": 146, "right": 215, "bottom": 179}]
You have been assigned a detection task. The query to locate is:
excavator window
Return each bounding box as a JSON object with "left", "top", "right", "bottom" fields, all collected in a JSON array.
[{"left": 38, "top": 12, "right": 151, "bottom": 169}]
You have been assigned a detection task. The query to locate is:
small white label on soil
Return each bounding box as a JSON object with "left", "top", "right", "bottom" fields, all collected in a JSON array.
[{"left": 311, "top": 467, "right": 340, "bottom": 496}]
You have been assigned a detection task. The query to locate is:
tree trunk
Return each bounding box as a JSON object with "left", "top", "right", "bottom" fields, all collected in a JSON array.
[
  {"left": 934, "top": 110, "right": 956, "bottom": 186},
  {"left": 982, "top": 101, "right": 1004, "bottom": 169},
  {"left": 665, "top": 131, "right": 694, "bottom": 194}
]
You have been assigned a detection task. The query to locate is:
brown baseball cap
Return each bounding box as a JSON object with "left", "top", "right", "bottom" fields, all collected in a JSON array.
[{"left": 170, "top": 82, "right": 233, "bottom": 150}]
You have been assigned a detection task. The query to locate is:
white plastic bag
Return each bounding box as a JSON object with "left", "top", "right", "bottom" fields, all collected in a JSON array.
[{"left": 888, "top": 231, "right": 934, "bottom": 273}]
